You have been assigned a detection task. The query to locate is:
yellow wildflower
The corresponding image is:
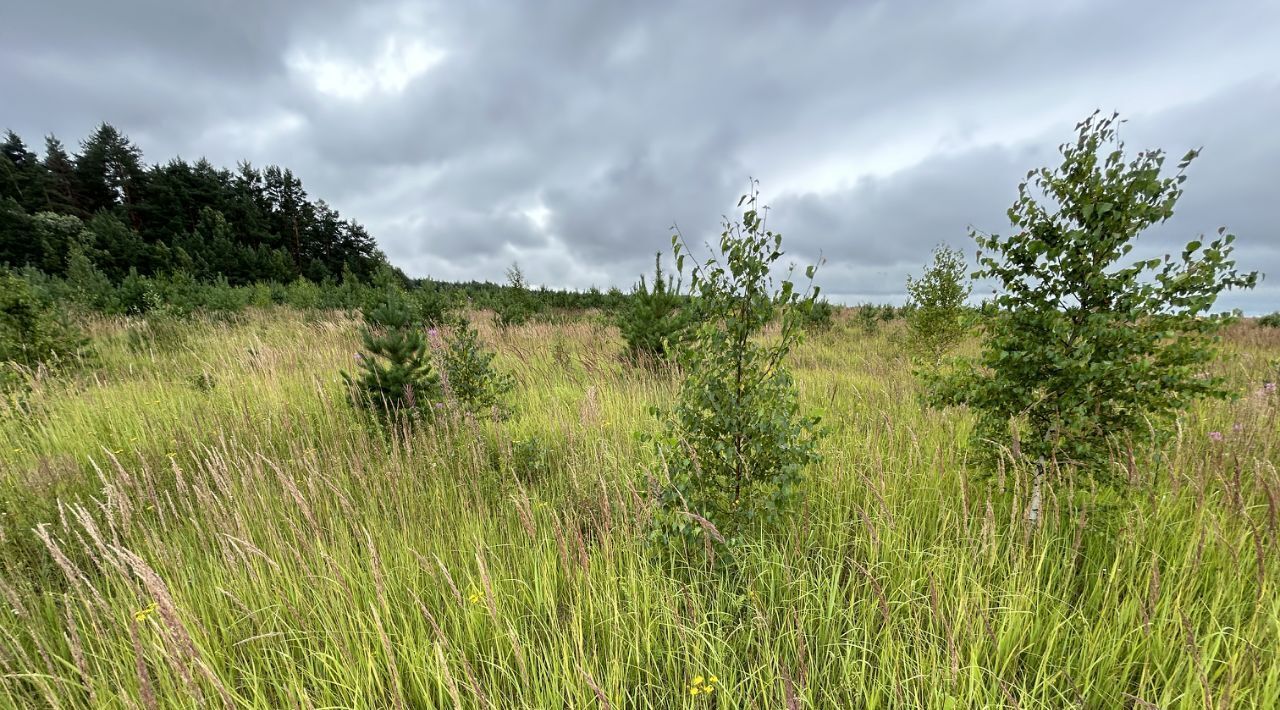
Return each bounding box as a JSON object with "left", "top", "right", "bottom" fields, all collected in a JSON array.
[
  {"left": 690, "top": 687, "right": 700, "bottom": 696},
  {"left": 134, "top": 602, "right": 157, "bottom": 622}
]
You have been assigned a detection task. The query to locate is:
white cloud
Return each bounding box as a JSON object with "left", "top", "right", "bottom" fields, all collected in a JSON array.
[{"left": 286, "top": 36, "right": 445, "bottom": 101}]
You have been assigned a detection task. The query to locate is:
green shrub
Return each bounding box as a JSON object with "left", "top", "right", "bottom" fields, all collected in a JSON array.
[
  {"left": 618, "top": 253, "right": 688, "bottom": 363},
  {"left": 283, "top": 277, "right": 323, "bottom": 310},
  {"left": 0, "top": 271, "right": 90, "bottom": 376},
  {"left": 649, "top": 185, "right": 824, "bottom": 549},
  {"left": 412, "top": 280, "right": 455, "bottom": 328},
  {"left": 438, "top": 321, "right": 514, "bottom": 417},
  {"left": 114, "top": 270, "right": 161, "bottom": 315},
  {"left": 64, "top": 244, "right": 115, "bottom": 311},
  {"left": 246, "top": 282, "right": 275, "bottom": 308},
  {"left": 344, "top": 288, "right": 441, "bottom": 421},
  {"left": 508, "top": 435, "right": 556, "bottom": 485},
  {"left": 935, "top": 111, "right": 1258, "bottom": 502},
  {"left": 494, "top": 263, "right": 538, "bottom": 328},
  {"left": 856, "top": 304, "right": 881, "bottom": 334},
  {"left": 905, "top": 244, "right": 971, "bottom": 365},
  {"left": 797, "top": 298, "right": 837, "bottom": 332},
  {"left": 202, "top": 275, "right": 252, "bottom": 315},
  {"left": 1259, "top": 312, "right": 1280, "bottom": 328}
]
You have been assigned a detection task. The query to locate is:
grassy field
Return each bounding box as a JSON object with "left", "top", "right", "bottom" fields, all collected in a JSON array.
[{"left": 2, "top": 308, "right": 1278, "bottom": 708}]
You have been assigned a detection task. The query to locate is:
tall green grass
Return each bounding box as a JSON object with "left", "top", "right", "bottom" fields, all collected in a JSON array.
[{"left": 2, "top": 308, "right": 1278, "bottom": 707}]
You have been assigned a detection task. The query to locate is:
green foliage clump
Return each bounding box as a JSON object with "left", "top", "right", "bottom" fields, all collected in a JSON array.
[
  {"left": 797, "top": 298, "right": 837, "bottom": 332},
  {"left": 0, "top": 270, "right": 89, "bottom": 390},
  {"left": 618, "top": 253, "right": 688, "bottom": 363},
  {"left": 439, "top": 321, "right": 515, "bottom": 417},
  {"left": 507, "top": 435, "right": 557, "bottom": 485},
  {"left": 935, "top": 112, "right": 1258, "bottom": 486},
  {"left": 650, "top": 186, "right": 824, "bottom": 548},
  {"left": 411, "top": 279, "right": 455, "bottom": 328},
  {"left": 1259, "top": 312, "right": 1280, "bottom": 328},
  {"left": 283, "top": 277, "right": 324, "bottom": 310},
  {"left": 493, "top": 263, "right": 538, "bottom": 329},
  {"left": 63, "top": 244, "right": 115, "bottom": 310},
  {"left": 905, "top": 244, "right": 971, "bottom": 364},
  {"left": 344, "top": 288, "right": 441, "bottom": 421},
  {"left": 855, "top": 303, "right": 887, "bottom": 334}
]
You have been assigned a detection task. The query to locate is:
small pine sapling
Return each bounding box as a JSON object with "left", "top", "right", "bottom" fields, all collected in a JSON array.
[
  {"left": 439, "top": 320, "right": 515, "bottom": 417},
  {"left": 618, "top": 252, "right": 688, "bottom": 364},
  {"left": 344, "top": 287, "right": 441, "bottom": 421}
]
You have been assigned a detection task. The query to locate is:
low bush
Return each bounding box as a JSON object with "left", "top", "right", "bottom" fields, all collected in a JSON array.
[
  {"left": 0, "top": 270, "right": 90, "bottom": 390},
  {"left": 438, "top": 320, "right": 515, "bottom": 417},
  {"left": 650, "top": 185, "right": 824, "bottom": 550},
  {"left": 343, "top": 288, "right": 442, "bottom": 422},
  {"left": 618, "top": 253, "right": 688, "bottom": 363}
]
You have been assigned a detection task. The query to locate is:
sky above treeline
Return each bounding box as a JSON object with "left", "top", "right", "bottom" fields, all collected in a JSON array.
[{"left": 4, "top": 1, "right": 1278, "bottom": 311}]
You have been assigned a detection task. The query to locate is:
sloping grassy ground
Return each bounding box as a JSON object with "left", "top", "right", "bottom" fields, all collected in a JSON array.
[{"left": 2, "top": 308, "right": 1278, "bottom": 708}]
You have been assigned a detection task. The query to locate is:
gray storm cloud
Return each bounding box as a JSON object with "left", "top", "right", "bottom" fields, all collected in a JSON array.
[{"left": 3, "top": 0, "right": 1277, "bottom": 310}]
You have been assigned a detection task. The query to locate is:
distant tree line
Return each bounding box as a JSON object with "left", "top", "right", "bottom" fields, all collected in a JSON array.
[
  {"left": 0, "top": 123, "right": 389, "bottom": 285},
  {"left": 418, "top": 277, "right": 631, "bottom": 314}
]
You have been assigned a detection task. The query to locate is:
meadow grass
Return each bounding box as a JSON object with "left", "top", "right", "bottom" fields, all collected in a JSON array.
[{"left": 1, "top": 308, "right": 1278, "bottom": 708}]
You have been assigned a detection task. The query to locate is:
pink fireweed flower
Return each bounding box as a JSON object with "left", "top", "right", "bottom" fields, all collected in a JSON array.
[{"left": 1208, "top": 431, "right": 1224, "bottom": 443}]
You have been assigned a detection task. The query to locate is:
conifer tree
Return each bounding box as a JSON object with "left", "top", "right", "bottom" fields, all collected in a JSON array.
[
  {"left": 619, "top": 252, "right": 687, "bottom": 364},
  {"left": 344, "top": 288, "right": 441, "bottom": 421},
  {"left": 41, "top": 136, "right": 80, "bottom": 215},
  {"left": 440, "top": 320, "right": 514, "bottom": 416}
]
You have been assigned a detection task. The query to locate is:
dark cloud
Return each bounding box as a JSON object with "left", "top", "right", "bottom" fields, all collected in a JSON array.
[{"left": 4, "top": 0, "right": 1278, "bottom": 310}]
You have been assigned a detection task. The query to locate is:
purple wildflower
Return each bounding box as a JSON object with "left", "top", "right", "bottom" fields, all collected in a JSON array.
[
  {"left": 1208, "top": 431, "right": 1224, "bottom": 443},
  {"left": 1265, "top": 382, "right": 1277, "bottom": 394}
]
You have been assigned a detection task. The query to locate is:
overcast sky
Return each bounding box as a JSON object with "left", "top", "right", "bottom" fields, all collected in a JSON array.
[{"left": 4, "top": 0, "right": 1278, "bottom": 311}]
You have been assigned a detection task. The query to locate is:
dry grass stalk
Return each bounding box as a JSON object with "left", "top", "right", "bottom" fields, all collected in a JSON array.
[
  {"left": 370, "top": 604, "right": 408, "bottom": 710},
  {"left": 433, "top": 642, "right": 464, "bottom": 710},
  {"left": 129, "top": 616, "right": 159, "bottom": 710},
  {"left": 62, "top": 602, "right": 97, "bottom": 707}
]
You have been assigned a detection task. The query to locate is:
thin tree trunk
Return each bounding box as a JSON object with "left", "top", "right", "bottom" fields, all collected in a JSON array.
[{"left": 1026, "top": 457, "right": 1044, "bottom": 526}]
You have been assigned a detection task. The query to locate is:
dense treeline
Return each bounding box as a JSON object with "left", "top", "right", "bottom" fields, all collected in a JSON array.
[
  {"left": 0, "top": 123, "right": 388, "bottom": 284},
  {"left": 422, "top": 278, "right": 626, "bottom": 312},
  {"left": 0, "top": 123, "right": 714, "bottom": 317}
]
